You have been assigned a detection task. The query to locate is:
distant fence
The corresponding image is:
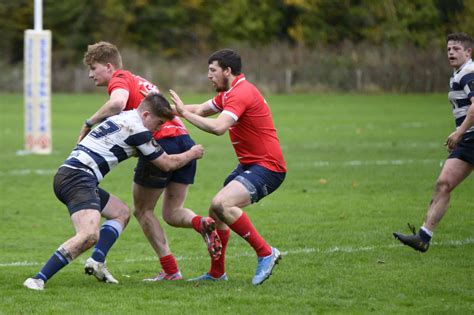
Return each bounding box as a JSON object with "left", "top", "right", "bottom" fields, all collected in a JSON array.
[{"left": 1, "top": 42, "right": 451, "bottom": 94}]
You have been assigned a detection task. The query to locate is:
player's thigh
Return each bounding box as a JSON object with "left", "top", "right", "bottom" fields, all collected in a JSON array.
[
  {"left": 438, "top": 158, "right": 473, "bottom": 188},
  {"left": 101, "top": 193, "right": 129, "bottom": 220},
  {"left": 133, "top": 183, "right": 164, "bottom": 211},
  {"left": 162, "top": 182, "right": 189, "bottom": 213},
  {"left": 214, "top": 180, "right": 253, "bottom": 209},
  {"left": 70, "top": 209, "right": 101, "bottom": 234}
]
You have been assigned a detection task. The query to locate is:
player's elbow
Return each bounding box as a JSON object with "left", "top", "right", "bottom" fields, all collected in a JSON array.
[
  {"left": 211, "top": 126, "right": 227, "bottom": 136},
  {"left": 157, "top": 161, "right": 173, "bottom": 172},
  {"left": 110, "top": 100, "right": 126, "bottom": 114},
  {"left": 151, "top": 157, "right": 171, "bottom": 172}
]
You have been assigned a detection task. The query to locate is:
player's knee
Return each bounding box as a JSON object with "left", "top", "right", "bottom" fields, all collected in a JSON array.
[
  {"left": 133, "top": 207, "right": 152, "bottom": 222},
  {"left": 118, "top": 205, "right": 131, "bottom": 224},
  {"left": 435, "top": 178, "right": 453, "bottom": 194},
  {"left": 210, "top": 196, "right": 226, "bottom": 216},
  {"left": 133, "top": 208, "right": 144, "bottom": 221},
  {"left": 162, "top": 211, "right": 175, "bottom": 226}
]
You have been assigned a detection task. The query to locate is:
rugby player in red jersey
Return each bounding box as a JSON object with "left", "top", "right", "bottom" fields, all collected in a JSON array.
[
  {"left": 170, "top": 49, "right": 286, "bottom": 285},
  {"left": 78, "top": 42, "right": 220, "bottom": 282}
]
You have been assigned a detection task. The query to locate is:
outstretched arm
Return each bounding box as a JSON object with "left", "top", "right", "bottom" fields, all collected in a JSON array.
[
  {"left": 169, "top": 89, "right": 234, "bottom": 135},
  {"left": 151, "top": 144, "right": 204, "bottom": 172},
  {"left": 77, "top": 89, "right": 129, "bottom": 143},
  {"left": 446, "top": 96, "right": 474, "bottom": 151}
]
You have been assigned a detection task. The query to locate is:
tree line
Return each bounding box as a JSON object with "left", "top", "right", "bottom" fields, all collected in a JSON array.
[
  {"left": 1, "top": 0, "right": 473, "bottom": 93},
  {"left": 2, "top": 0, "right": 473, "bottom": 65}
]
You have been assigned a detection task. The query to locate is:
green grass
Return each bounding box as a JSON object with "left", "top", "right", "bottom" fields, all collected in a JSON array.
[{"left": 0, "top": 93, "right": 473, "bottom": 314}]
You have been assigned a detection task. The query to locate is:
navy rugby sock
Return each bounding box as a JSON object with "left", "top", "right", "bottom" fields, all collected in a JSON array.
[
  {"left": 419, "top": 226, "right": 433, "bottom": 243},
  {"left": 91, "top": 220, "right": 123, "bottom": 263},
  {"left": 36, "top": 247, "right": 72, "bottom": 282}
]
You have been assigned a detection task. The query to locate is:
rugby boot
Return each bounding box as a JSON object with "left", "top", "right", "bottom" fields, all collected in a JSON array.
[
  {"left": 187, "top": 273, "right": 228, "bottom": 282},
  {"left": 252, "top": 247, "right": 282, "bottom": 285},
  {"left": 200, "top": 217, "right": 222, "bottom": 260},
  {"left": 84, "top": 257, "right": 119, "bottom": 284},
  {"left": 393, "top": 224, "right": 430, "bottom": 253},
  {"left": 143, "top": 270, "right": 183, "bottom": 281},
  {"left": 23, "top": 278, "right": 45, "bottom": 291}
]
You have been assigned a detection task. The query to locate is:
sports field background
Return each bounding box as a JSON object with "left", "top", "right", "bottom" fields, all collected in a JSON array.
[{"left": 0, "top": 93, "right": 472, "bottom": 314}]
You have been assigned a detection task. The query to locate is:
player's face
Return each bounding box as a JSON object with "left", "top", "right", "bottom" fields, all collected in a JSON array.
[
  {"left": 88, "top": 62, "right": 113, "bottom": 86},
  {"left": 208, "top": 61, "right": 230, "bottom": 92},
  {"left": 447, "top": 41, "right": 472, "bottom": 70},
  {"left": 143, "top": 113, "right": 166, "bottom": 133}
]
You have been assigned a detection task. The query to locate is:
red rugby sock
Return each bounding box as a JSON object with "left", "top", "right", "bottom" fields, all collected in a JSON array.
[
  {"left": 229, "top": 212, "right": 272, "bottom": 257},
  {"left": 160, "top": 254, "right": 179, "bottom": 275},
  {"left": 191, "top": 215, "right": 203, "bottom": 233}
]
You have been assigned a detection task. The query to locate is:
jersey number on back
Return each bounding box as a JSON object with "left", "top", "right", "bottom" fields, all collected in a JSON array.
[{"left": 90, "top": 121, "right": 120, "bottom": 139}]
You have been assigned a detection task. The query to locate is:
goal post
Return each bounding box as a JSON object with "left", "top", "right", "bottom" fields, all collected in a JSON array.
[{"left": 24, "top": 0, "right": 52, "bottom": 154}]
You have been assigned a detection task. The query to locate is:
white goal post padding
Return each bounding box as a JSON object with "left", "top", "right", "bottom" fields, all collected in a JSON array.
[{"left": 24, "top": 30, "right": 52, "bottom": 154}]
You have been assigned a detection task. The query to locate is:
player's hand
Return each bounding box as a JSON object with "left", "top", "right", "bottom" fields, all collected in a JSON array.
[
  {"left": 190, "top": 144, "right": 204, "bottom": 159},
  {"left": 169, "top": 89, "right": 186, "bottom": 116},
  {"left": 77, "top": 125, "right": 91, "bottom": 144},
  {"left": 445, "top": 130, "right": 461, "bottom": 152}
]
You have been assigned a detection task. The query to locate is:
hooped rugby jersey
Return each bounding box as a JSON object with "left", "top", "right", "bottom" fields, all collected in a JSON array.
[
  {"left": 62, "top": 110, "right": 164, "bottom": 181},
  {"left": 207, "top": 74, "right": 286, "bottom": 173},
  {"left": 448, "top": 58, "right": 474, "bottom": 134},
  {"left": 108, "top": 69, "right": 188, "bottom": 139}
]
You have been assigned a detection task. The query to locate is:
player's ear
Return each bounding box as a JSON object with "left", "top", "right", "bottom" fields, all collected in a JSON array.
[
  {"left": 140, "top": 110, "right": 150, "bottom": 120},
  {"left": 106, "top": 62, "right": 115, "bottom": 71}
]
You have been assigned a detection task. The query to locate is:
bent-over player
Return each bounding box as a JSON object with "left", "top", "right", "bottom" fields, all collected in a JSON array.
[{"left": 24, "top": 94, "right": 204, "bottom": 290}]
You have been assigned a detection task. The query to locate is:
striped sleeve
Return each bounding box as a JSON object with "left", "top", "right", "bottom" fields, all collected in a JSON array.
[
  {"left": 461, "top": 72, "right": 474, "bottom": 99},
  {"left": 124, "top": 131, "right": 164, "bottom": 161}
]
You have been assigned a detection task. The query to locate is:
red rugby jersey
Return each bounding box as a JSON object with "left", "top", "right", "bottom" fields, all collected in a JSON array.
[
  {"left": 209, "top": 74, "right": 286, "bottom": 173},
  {"left": 107, "top": 69, "right": 188, "bottom": 139}
]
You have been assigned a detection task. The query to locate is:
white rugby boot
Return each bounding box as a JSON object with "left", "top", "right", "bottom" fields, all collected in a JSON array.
[{"left": 84, "top": 257, "right": 119, "bottom": 284}]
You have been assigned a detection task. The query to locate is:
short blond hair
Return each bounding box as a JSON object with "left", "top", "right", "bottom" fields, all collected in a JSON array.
[{"left": 83, "top": 41, "right": 123, "bottom": 68}]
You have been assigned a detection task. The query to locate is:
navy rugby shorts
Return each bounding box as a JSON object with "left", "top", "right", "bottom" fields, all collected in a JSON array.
[
  {"left": 134, "top": 134, "right": 197, "bottom": 188},
  {"left": 53, "top": 166, "right": 110, "bottom": 215},
  {"left": 224, "top": 164, "right": 286, "bottom": 203},
  {"left": 448, "top": 132, "right": 474, "bottom": 165}
]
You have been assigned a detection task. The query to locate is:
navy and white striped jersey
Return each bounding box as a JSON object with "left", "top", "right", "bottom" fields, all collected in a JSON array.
[
  {"left": 448, "top": 58, "right": 474, "bottom": 134},
  {"left": 62, "top": 110, "right": 163, "bottom": 181}
]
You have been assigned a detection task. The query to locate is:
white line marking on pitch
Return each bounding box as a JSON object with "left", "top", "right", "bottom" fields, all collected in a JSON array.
[
  {"left": 0, "top": 169, "right": 56, "bottom": 176},
  {"left": 313, "top": 159, "right": 441, "bottom": 168},
  {"left": 2, "top": 238, "right": 472, "bottom": 268}
]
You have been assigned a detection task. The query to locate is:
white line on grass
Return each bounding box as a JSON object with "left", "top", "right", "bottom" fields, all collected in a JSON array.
[
  {"left": 0, "top": 157, "right": 444, "bottom": 176},
  {"left": 0, "top": 169, "right": 56, "bottom": 176},
  {"left": 2, "top": 238, "right": 472, "bottom": 268},
  {"left": 313, "top": 158, "right": 442, "bottom": 168}
]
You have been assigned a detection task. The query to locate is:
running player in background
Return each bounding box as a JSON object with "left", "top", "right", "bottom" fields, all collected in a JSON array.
[
  {"left": 394, "top": 32, "right": 474, "bottom": 252},
  {"left": 169, "top": 49, "right": 287, "bottom": 285},
  {"left": 23, "top": 93, "right": 204, "bottom": 290},
  {"left": 79, "top": 42, "right": 220, "bottom": 281}
]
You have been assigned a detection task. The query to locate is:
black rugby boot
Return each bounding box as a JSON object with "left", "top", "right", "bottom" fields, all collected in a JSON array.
[{"left": 393, "top": 224, "right": 430, "bottom": 253}]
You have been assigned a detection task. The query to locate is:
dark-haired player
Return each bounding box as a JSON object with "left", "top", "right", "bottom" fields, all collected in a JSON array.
[
  {"left": 170, "top": 49, "right": 287, "bottom": 285},
  {"left": 394, "top": 32, "right": 474, "bottom": 252}
]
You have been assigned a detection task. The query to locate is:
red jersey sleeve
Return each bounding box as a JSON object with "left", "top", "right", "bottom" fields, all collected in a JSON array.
[
  {"left": 107, "top": 72, "right": 130, "bottom": 95},
  {"left": 211, "top": 93, "right": 225, "bottom": 111}
]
